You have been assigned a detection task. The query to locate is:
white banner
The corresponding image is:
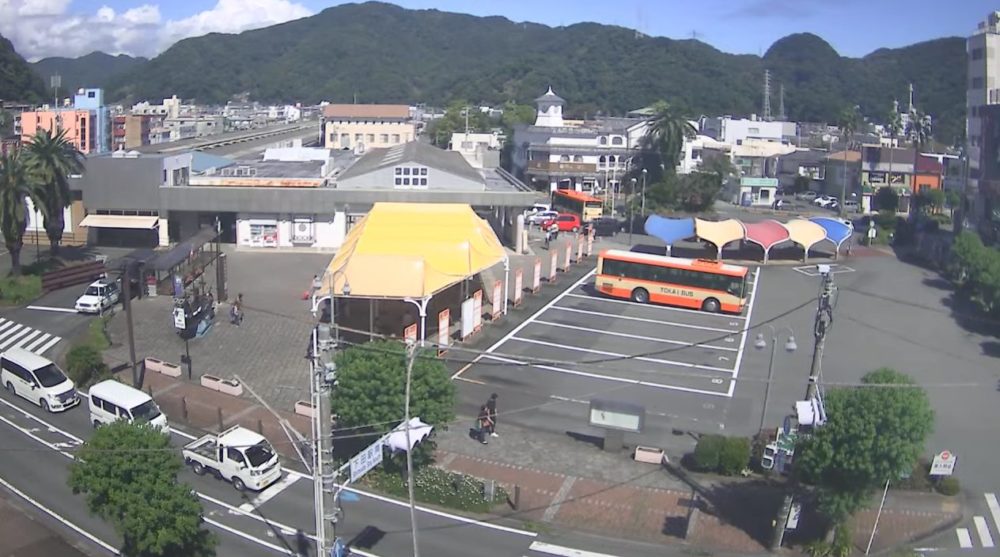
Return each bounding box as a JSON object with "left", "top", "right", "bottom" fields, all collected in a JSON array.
[{"left": 514, "top": 269, "right": 523, "bottom": 306}]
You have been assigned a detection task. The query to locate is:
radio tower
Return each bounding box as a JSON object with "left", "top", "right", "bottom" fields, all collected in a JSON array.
[
  {"left": 778, "top": 83, "right": 787, "bottom": 121},
  {"left": 762, "top": 70, "right": 773, "bottom": 121}
]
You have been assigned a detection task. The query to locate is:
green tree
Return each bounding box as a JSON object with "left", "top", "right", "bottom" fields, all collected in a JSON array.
[
  {"left": 796, "top": 369, "right": 934, "bottom": 523},
  {"left": 918, "top": 188, "right": 945, "bottom": 215},
  {"left": 793, "top": 174, "right": 812, "bottom": 194},
  {"left": 642, "top": 100, "right": 696, "bottom": 177},
  {"left": 874, "top": 186, "right": 899, "bottom": 214},
  {"left": 69, "top": 421, "right": 215, "bottom": 557},
  {"left": 0, "top": 109, "right": 14, "bottom": 138},
  {"left": 906, "top": 109, "right": 933, "bottom": 151},
  {"left": 944, "top": 189, "right": 961, "bottom": 216},
  {"left": 428, "top": 101, "right": 491, "bottom": 148},
  {"left": 677, "top": 172, "right": 724, "bottom": 213},
  {"left": 885, "top": 103, "right": 903, "bottom": 191},
  {"left": 23, "top": 129, "right": 85, "bottom": 256},
  {"left": 499, "top": 102, "right": 535, "bottom": 129},
  {"left": 330, "top": 339, "right": 456, "bottom": 442},
  {"left": 0, "top": 151, "right": 40, "bottom": 275},
  {"left": 837, "top": 105, "right": 862, "bottom": 214}
]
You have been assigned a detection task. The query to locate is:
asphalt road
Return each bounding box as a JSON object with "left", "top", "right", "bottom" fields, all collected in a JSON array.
[{"left": 0, "top": 385, "right": 549, "bottom": 557}]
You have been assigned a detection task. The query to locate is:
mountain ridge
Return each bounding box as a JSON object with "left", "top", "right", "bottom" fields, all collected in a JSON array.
[{"left": 31, "top": 51, "right": 148, "bottom": 97}]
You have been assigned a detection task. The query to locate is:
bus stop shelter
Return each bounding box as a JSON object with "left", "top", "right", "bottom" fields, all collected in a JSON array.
[{"left": 314, "top": 203, "right": 509, "bottom": 344}]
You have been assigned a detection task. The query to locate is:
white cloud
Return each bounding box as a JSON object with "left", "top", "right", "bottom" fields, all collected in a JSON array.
[{"left": 0, "top": 0, "right": 312, "bottom": 60}]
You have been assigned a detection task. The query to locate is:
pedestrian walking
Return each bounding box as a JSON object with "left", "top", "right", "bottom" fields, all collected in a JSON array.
[
  {"left": 486, "top": 393, "right": 499, "bottom": 437},
  {"left": 311, "top": 274, "right": 322, "bottom": 295},
  {"left": 230, "top": 293, "right": 244, "bottom": 326},
  {"left": 477, "top": 404, "right": 492, "bottom": 445}
]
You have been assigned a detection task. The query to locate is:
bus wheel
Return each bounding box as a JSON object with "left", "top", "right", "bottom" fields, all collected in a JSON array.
[
  {"left": 631, "top": 288, "right": 649, "bottom": 304},
  {"left": 701, "top": 298, "right": 721, "bottom": 313}
]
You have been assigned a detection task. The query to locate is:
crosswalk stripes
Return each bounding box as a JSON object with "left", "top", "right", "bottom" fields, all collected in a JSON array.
[
  {"left": 956, "top": 493, "right": 1000, "bottom": 549},
  {"left": 0, "top": 318, "right": 62, "bottom": 357}
]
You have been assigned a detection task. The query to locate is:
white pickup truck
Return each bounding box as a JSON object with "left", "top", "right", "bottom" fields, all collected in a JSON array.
[{"left": 182, "top": 426, "right": 282, "bottom": 491}]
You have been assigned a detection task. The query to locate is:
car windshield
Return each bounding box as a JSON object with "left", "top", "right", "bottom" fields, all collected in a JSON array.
[
  {"left": 34, "top": 364, "right": 68, "bottom": 388},
  {"left": 245, "top": 441, "right": 275, "bottom": 467},
  {"left": 85, "top": 286, "right": 101, "bottom": 296},
  {"left": 131, "top": 400, "right": 162, "bottom": 421}
]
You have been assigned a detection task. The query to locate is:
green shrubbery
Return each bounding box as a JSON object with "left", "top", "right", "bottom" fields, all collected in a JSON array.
[
  {"left": 364, "top": 467, "right": 508, "bottom": 513},
  {"left": 65, "top": 345, "right": 110, "bottom": 388},
  {"left": 0, "top": 275, "right": 41, "bottom": 305},
  {"left": 947, "top": 232, "right": 1000, "bottom": 317},
  {"left": 689, "top": 435, "right": 750, "bottom": 476},
  {"left": 935, "top": 476, "right": 961, "bottom": 496}
]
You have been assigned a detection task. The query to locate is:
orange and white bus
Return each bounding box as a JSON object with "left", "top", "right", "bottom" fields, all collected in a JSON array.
[
  {"left": 596, "top": 249, "right": 750, "bottom": 313},
  {"left": 551, "top": 190, "right": 604, "bottom": 223}
]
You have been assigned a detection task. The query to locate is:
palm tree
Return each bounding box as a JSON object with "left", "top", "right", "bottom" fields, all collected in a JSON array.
[
  {"left": 23, "top": 129, "right": 85, "bottom": 257},
  {"left": 0, "top": 151, "right": 40, "bottom": 276},
  {"left": 837, "top": 105, "right": 862, "bottom": 216},
  {"left": 643, "top": 100, "right": 697, "bottom": 176},
  {"left": 906, "top": 109, "right": 932, "bottom": 151},
  {"left": 884, "top": 102, "right": 903, "bottom": 212}
]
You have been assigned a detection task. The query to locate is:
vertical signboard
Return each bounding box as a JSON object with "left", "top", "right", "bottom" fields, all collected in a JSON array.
[
  {"left": 532, "top": 258, "right": 541, "bottom": 292},
  {"left": 438, "top": 309, "right": 450, "bottom": 355},
  {"left": 513, "top": 269, "right": 523, "bottom": 307},
  {"left": 492, "top": 280, "right": 504, "bottom": 319},
  {"left": 549, "top": 252, "right": 558, "bottom": 282},
  {"left": 404, "top": 323, "right": 418, "bottom": 345},
  {"left": 472, "top": 290, "right": 483, "bottom": 332},
  {"left": 564, "top": 242, "right": 572, "bottom": 270}
]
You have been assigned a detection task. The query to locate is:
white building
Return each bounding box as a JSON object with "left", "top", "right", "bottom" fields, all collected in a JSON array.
[
  {"left": 448, "top": 132, "right": 502, "bottom": 168},
  {"left": 677, "top": 134, "right": 731, "bottom": 174},
  {"left": 132, "top": 95, "right": 183, "bottom": 119},
  {"left": 701, "top": 116, "right": 797, "bottom": 146},
  {"left": 966, "top": 11, "right": 1000, "bottom": 227},
  {"left": 511, "top": 87, "right": 648, "bottom": 193}
]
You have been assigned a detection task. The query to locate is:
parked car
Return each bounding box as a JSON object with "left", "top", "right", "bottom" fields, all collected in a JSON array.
[
  {"left": 183, "top": 425, "right": 282, "bottom": 492},
  {"left": 89, "top": 379, "right": 169, "bottom": 432},
  {"left": 523, "top": 203, "right": 551, "bottom": 216},
  {"left": 591, "top": 216, "right": 623, "bottom": 237},
  {"left": 813, "top": 195, "right": 837, "bottom": 208},
  {"left": 1, "top": 347, "right": 78, "bottom": 413},
  {"left": 541, "top": 213, "right": 582, "bottom": 233},
  {"left": 526, "top": 210, "right": 558, "bottom": 226},
  {"left": 75, "top": 279, "right": 121, "bottom": 314},
  {"left": 797, "top": 190, "right": 818, "bottom": 201}
]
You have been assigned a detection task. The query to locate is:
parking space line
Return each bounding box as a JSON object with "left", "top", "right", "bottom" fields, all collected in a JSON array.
[
  {"left": 548, "top": 306, "right": 738, "bottom": 334},
  {"left": 509, "top": 336, "right": 735, "bottom": 374},
  {"left": 531, "top": 320, "right": 738, "bottom": 352},
  {"left": 563, "top": 292, "right": 748, "bottom": 320},
  {"left": 728, "top": 267, "right": 761, "bottom": 397},
  {"left": 451, "top": 269, "right": 596, "bottom": 380},
  {"left": 483, "top": 354, "right": 731, "bottom": 398}
]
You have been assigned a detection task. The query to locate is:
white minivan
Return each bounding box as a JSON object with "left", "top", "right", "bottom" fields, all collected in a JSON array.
[
  {"left": 88, "top": 380, "right": 168, "bottom": 432},
  {"left": 1, "top": 347, "right": 78, "bottom": 412}
]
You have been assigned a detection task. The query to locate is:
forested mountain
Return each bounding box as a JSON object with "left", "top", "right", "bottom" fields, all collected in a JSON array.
[
  {"left": 31, "top": 52, "right": 147, "bottom": 95},
  {"left": 0, "top": 33, "right": 45, "bottom": 103},
  {"left": 5, "top": 2, "right": 968, "bottom": 143}
]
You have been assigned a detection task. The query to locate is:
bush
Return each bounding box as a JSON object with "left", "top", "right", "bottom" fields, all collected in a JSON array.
[
  {"left": 935, "top": 476, "right": 961, "bottom": 496},
  {"left": 0, "top": 275, "right": 42, "bottom": 305},
  {"left": 931, "top": 213, "right": 952, "bottom": 226},
  {"left": 65, "top": 345, "right": 110, "bottom": 388},
  {"left": 894, "top": 459, "right": 932, "bottom": 491},
  {"left": 691, "top": 435, "right": 725, "bottom": 472},
  {"left": 364, "top": 466, "right": 508, "bottom": 513},
  {"left": 717, "top": 437, "right": 751, "bottom": 476}
]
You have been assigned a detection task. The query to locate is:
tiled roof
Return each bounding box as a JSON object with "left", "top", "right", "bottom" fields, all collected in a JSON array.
[
  {"left": 322, "top": 104, "right": 410, "bottom": 120},
  {"left": 825, "top": 150, "right": 861, "bottom": 162}
]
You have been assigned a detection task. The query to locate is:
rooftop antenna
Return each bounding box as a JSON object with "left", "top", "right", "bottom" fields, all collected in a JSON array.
[
  {"left": 778, "top": 83, "right": 787, "bottom": 121},
  {"left": 762, "top": 70, "right": 773, "bottom": 121}
]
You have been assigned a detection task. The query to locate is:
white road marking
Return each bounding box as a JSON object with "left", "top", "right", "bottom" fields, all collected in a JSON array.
[
  {"left": 0, "top": 318, "right": 13, "bottom": 331},
  {"left": 35, "top": 336, "right": 62, "bottom": 355},
  {"left": 12, "top": 330, "right": 41, "bottom": 350},
  {"left": 202, "top": 517, "right": 296, "bottom": 555},
  {"left": 728, "top": 267, "right": 761, "bottom": 397},
  {"left": 563, "top": 292, "right": 748, "bottom": 319},
  {"left": 549, "top": 305, "right": 736, "bottom": 333},
  {"left": 240, "top": 473, "right": 300, "bottom": 511},
  {"left": 956, "top": 528, "right": 973, "bottom": 548},
  {"left": 974, "top": 516, "right": 994, "bottom": 547},
  {"left": 529, "top": 540, "right": 623, "bottom": 557},
  {"left": 0, "top": 475, "right": 121, "bottom": 555},
  {"left": 0, "top": 323, "right": 25, "bottom": 343},
  {"left": 986, "top": 493, "right": 1000, "bottom": 542},
  {"left": 531, "top": 319, "right": 737, "bottom": 352},
  {"left": 451, "top": 269, "right": 596, "bottom": 380},
  {"left": 0, "top": 328, "right": 31, "bottom": 350},
  {"left": 484, "top": 353, "right": 730, "bottom": 398},
  {"left": 541, "top": 476, "right": 577, "bottom": 522},
  {"left": 508, "top": 336, "right": 735, "bottom": 374},
  {"left": 25, "top": 305, "right": 78, "bottom": 314},
  {"left": 24, "top": 333, "right": 51, "bottom": 352}
]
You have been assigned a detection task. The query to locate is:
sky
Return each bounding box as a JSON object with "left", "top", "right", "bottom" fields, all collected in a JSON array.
[{"left": 2, "top": 0, "right": 998, "bottom": 61}]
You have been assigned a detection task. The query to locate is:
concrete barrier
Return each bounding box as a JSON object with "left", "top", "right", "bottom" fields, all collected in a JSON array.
[
  {"left": 294, "top": 400, "right": 315, "bottom": 418},
  {"left": 145, "top": 357, "right": 182, "bottom": 377},
  {"left": 217, "top": 378, "right": 243, "bottom": 397},
  {"left": 200, "top": 374, "right": 222, "bottom": 392},
  {"left": 634, "top": 445, "right": 666, "bottom": 465}
]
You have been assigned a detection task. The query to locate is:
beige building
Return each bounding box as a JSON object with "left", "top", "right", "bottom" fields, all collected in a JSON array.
[{"left": 322, "top": 104, "right": 415, "bottom": 151}]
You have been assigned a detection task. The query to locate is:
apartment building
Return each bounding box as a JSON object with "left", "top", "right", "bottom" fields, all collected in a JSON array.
[
  {"left": 322, "top": 104, "right": 415, "bottom": 151},
  {"left": 969, "top": 12, "right": 1000, "bottom": 237},
  {"left": 20, "top": 109, "right": 96, "bottom": 153}
]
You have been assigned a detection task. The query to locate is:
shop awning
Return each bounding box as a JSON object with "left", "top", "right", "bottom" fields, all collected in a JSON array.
[
  {"left": 79, "top": 215, "right": 159, "bottom": 229},
  {"left": 318, "top": 203, "right": 507, "bottom": 300}
]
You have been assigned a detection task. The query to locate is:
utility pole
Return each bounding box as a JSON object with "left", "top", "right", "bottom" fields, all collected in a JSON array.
[
  {"left": 313, "top": 278, "right": 342, "bottom": 556},
  {"left": 121, "top": 261, "right": 139, "bottom": 388},
  {"left": 769, "top": 268, "right": 836, "bottom": 550},
  {"left": 403, "top": 340, "right": 421, "bottom": 557}
]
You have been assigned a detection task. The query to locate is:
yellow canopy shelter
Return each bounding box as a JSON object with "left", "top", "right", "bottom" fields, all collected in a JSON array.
[
  {"left": 783, "top": 219, "right": 827, "bottom": 261},
  {"left": 694, "top": 218, "right": 745, "bottom": 259},
  {"left": 317, "top": 203, "right": 508, "bottom": 300}
]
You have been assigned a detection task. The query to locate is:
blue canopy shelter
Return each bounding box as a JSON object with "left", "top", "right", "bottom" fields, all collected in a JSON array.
[
  {"left": 809, "top": 217, "right": 854, "bottom": 258},
  {"left": 644, "top": 215, "right": 696, "bottom": 255}
]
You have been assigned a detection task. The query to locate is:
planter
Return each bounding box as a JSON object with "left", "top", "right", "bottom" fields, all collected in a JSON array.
[
  {"left": 634, "top": 445, "right": 666, "bottom": 465},
  {"left": 144, "top": 357, "right": 165, "bottom": 374},
  {"left": 160, "top": 362, "right": 182, "bottom": 378},
  {"left": 218, "top": 378, "right": 243, "bottom": 397},
  {"left": 200, "top": 374, "right": 222, "bottom": 392},
  {"left": 294, "top": 400, "right": 316, "bottom": 418}
]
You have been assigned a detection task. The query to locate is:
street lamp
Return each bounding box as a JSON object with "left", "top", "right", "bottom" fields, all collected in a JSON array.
[
  {"left": 641, "top": 168, "right": 648, "bottom": 218},
  {"left": 754, "top": 325, "right": 797, "bottom": 432}
]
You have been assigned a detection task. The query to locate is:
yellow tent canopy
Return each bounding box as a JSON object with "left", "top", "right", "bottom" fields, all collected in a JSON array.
[{"left": 317, "top": 203, "right": 508, "bottom": 300}]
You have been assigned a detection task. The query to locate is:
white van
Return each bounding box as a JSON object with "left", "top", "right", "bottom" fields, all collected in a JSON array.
[
  {"left": 88, "top": 380, "right": 168, "bottom": 432},
  {"left": 1, "top": 347, "right": 78, "bottom": 412}
]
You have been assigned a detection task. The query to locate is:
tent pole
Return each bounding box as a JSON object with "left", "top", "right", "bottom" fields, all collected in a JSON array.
[{"left": 502, "top": 258, "right": 510, "bottom": 316}]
